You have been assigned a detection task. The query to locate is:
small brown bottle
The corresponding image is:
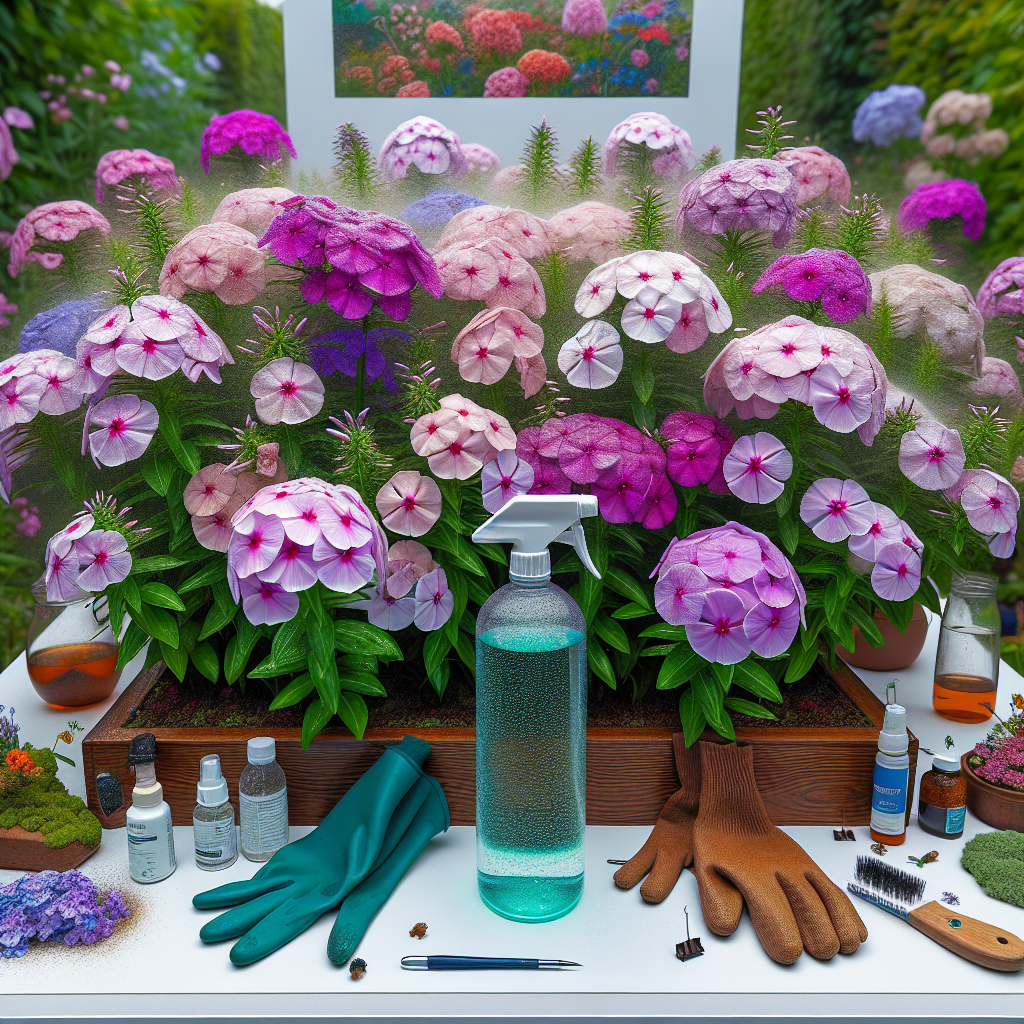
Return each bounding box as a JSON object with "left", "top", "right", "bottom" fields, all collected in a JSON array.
[{"left": 918, "top": 754, "right": 967, "bottom": 840}]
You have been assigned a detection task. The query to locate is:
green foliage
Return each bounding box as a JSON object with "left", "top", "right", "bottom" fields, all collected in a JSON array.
[
  {"left": 691, "top": 145, "right": 722, "bottom": 175},
  {"left": 333, "top": 122, "right": 381, "bottom": 203},
  {"left": 520, "top": 119, "right": 559, "bottom": 204},
  {"left": 569, "top": 136, "right": 600, "bottom": 197},
  {"left": 744, "top": 106, "right": 796, "bottom": 159},
  {"left": 624, "top": 187, "right": 668, "bottom": 253}
]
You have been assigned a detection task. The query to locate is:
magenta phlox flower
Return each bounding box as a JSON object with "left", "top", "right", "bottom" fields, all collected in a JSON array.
[
  {"left": 751, "top": 249, "right": 871, "bottom": 323},
  {"left": 250, "top": 357, "right": 325, "bottom": 425},
  {"left": 870, "top": 541, "right": 922, "bottom": 602},
  {"left": 676, "top": 159, "right": 799, "bottom": 248},
  {"left": 435, "top": 204, "right": 551, "bottom": 260},
  {"left": 211, "top": 187, "right": 297, "bottom": 234},
  {"left": 74, "top": 530, "right": 131, "bottom": 591},
  {"left": 654, "top": 562, "right": 708, "bottom": 625},
  {"left": 603, "top": 112, "right": 693, "bottom": 177},
  {"left": 558, "top": 320, "right": 623, "bottom": 389},
  {"left": 481, "top": 449, "right": 535, "bottom": 512},
  {"left": 592, "top": 454, "right": 653, "bottom": 522},
  {"left": 946, "top": 468, "right": 1020, "bottom": 535},
  {"left": 87, "top": 394, "right": 158, "bottom": 467},
  {"left": 413, "top": 567, "right": 454, "bottom": 631},
  {"left": 898, "top": 419, "right": 966, "bottom": 490},
  {"left": 800, "top": 478, "right": 875, "bottom": 542},
  {"left": 557, "top": 421, "right": 622, "bottom": 484},
  {"left": 200, "top": 109, "right": 296, "bottom": 173},
  {"left": 7, "top": 201, "right": 111, "bottom": 278},
  {"left": 229, "top": 510, "right": 285, "bottom": 578},
  {"left": 379, "top": 116, "right": 467, "bottom": 180},
  {"left": 773, "top": 146, "right": 851, "bottom": 207},
  {"left": 547, "top": 202, "right": 631, "bottom": 264},
  {"left": 661, "top": 410, "right": 732, "bottom": 489},
  {"left": 977, "top": 257, "right": 1024, "bottom": 320},
  {"left": 94, "top": 148, "right": 177, "bottom": 201},
  {"left": 375, "top": 470, "right": 442, "bottom": 536},
  {"left": 686, "top": 588, "right": 752, "bottom": 664},
  {"left": 723, "top": 432, "right": 793, "bottom": 503},
  {"left": 899, "top": 179, "right": 986, "bottom": 240},
  {"left": 625, "top": 462, "right": 678, "bottom": 530}
]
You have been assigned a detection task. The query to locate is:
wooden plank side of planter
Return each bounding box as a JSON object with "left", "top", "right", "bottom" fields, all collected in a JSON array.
[
  {"left": 0, "top": 826, "right": 100, "bottom": 872},
  {"left": 83, "top": 658, "right": 916, "bottom": 829}
]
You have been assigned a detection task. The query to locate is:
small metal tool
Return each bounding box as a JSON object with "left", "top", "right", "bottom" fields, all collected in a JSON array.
[{"left": 675, "top": 906, "right": 704, "bottom": 963}]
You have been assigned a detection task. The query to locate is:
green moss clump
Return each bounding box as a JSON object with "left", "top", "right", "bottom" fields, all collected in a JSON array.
[
  {"left": 0, "top": 744, "right": 102, "bottom": 849},
  {"left": 961, "top": 830, "right": 1024, "bottom": 909}
]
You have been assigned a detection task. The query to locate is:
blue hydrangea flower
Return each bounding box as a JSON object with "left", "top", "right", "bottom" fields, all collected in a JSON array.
[
  {"left": 852, "top": 85, "right": 926, "bottom": 147},
  {"left": 308, "top": 325, "right": 412, "bottom": 391},
  {"left": 18, "top": 297, "right": 103, "bottom": 357},
  {"left": 400, "top": 191, "right": 487, "bottom": 231}
]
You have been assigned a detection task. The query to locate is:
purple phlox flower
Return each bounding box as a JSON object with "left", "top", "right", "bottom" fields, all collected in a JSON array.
[
  {"left": 308, "top": 325, "right": 410, "bottom": 391},
  {"left": 625, "top": 467, "right": 677, "bottom": 530},
  {"left": 654, "top": 562, "right": 708, "bottom": 625},
  {"left": 807, "top": 362, "right": 873, "bottom": 433},
  {"left": 697, "top": 531, "right": 764, "bottom": 583},
  {"left": 852, "top": 85, "right": 926, "bottom": 146},
  {"left": 558, "top": 420, "right": 622, "bottom": 484},
  {"left": 751, "top": 249, "right": 870, "bottom": 324},
  {"left": 988, "top": 528, "right": 1016, "bottom": 559},
  {"left": 685, "top": 588, "right": 752, "bottom": 665},
  {"left": 848, "top": 503, "right": 903, "bottom": 564},
  {"left": 75, "top": 530, "right": 131, "bottom": 591},
  {"left": 379, "top": 116, "right": 468, "bottom": 180},
  {"left": 44, "top": 537, "right": 81, "bottom": 602},
  {"left": 87, "top": 394, "right": 158, "bottom": 468},
  {"left": 661, "top": 410, "right": 733, "bottom": 491},
  {"left": 481, "top": 449, "right": 535, "bottom": 512},
  {"left": 723, "top": 432, "right": 793, "bottom": 503},
  {"left": 800, "top": 477, "right": 875, "bottom": 542},
  {"left": 239, "top": 575, "right": 300, "bottom": 625},
  {"left": 946, "top": 468, "right": 1020, "bottom": 535},
  {"left": 743, "top": 598, "right": 800, "bottom": 657},
  {"left": 228, "top": 510, "right": 285, "bottom": 579},
  {"left": 352, "top": 587, "right": 416, "bottom": 631},
  {"left": 977, "top": 257, "right": 1024, "bottom": 319},
  {"left": 413, "top": 567, "right": 454, "bottom": 631},
  {"left": 592, "top": 452, "right": 654, "bottom": 523},
  {"left": 899, "top": 179, "right": 986, "bottom": 241},
  {"left": 200, "top": 109, "right": 296, "bottom": 174},
  {"left": 261, "top": 539, "right": 319, "bottom": 593},
  {"left": 870, "top": 541, "right": 922, "bottom": 602},
  {"left": 898, "top": 419, "right": 966, "bottom": 490}
]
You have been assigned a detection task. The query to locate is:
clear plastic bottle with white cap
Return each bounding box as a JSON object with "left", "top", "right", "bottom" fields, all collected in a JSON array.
[
  {"left": 869, "top": 702, "right": 910, "bottom": 846},
  {"left": 239, "top": 737, "right": 288, "bottom": 862},
  {"left": 193, "top": 754, "right": 238, "bottom": 871}
]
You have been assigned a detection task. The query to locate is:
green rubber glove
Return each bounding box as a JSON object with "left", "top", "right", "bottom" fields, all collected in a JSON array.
[
  {"left": 328, "top": 773, "right": 449, "bottom": 965},
  {"left": 193, "top": 735, "right": 434, "bottom": 965}
]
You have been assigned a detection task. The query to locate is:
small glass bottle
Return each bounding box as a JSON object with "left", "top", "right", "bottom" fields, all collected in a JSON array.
[
  {"left": 193, "top": 754, "right": 238, "bottom": 871},
  {"left": 918, "top": 754, "right": 967, "bottom": 840},
  {"left": 933, "top": 571, "right": 1000, "bottom": 724},
  {"left": 25, "top": 575, "right": 121, "bottom": 708},
  {"left": 239, "top": 736, "right": 288, "bottom": 863}
]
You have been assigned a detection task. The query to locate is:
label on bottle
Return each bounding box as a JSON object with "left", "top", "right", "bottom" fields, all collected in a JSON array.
[
  {"left": 919, "top": 799, "right": 966, "bottom": 836},
  {"left": 194, "top": 814, "right": 237, "bottom": 869},
  {"left": 870, "top": 763, "right": 908, "bottom": 836},
  {"left": 127, "top": 808, "right": 176, "bottom": 882},
  {"left": 240, "top": 788, "right": 288, "bottom": 857}
]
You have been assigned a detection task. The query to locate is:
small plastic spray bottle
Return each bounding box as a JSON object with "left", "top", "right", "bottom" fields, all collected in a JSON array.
[
  {"left": 126, "top": 733, "right": 176, "bottom": 883},
  {"left": 471, "top": 494, "right": 600, "bottom": 923},
  {"left": 869, "top": 698, "right": 910, "bottom": 847},
  {"left": 193, "top": 754, "right": 238, "bottom": 871}
]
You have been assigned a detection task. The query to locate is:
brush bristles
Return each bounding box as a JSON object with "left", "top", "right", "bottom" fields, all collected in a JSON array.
[{"left": 854, "top": 855, "right": 926, "bottom": 906}]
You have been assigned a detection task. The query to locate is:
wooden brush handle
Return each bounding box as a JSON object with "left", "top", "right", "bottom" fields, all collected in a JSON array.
[{"left": 909, "top": 900, "right": 1024, "bottom": 971}]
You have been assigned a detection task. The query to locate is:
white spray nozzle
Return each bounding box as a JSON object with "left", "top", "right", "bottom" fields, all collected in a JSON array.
[{"left": 472, "top": 495, "right": 601, "bottom": 584}]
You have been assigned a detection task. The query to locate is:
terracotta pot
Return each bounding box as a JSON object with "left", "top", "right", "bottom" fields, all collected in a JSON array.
[
  {"left": 836, "top": 602, "right": 928, "bottom": 671},
  {"left": 962, "top": 754, "right": 1024, "bottom": 832}
]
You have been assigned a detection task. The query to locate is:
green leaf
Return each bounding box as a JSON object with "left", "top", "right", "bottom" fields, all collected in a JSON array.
[
  {"left": 131, "top": 603, "right": 179, "bottom": 648},
  {"left": 339, "top": 672, "right": 386, "bottom": 697},
  {"left": 159, "top": 412, "right": 201, "bottom": 474},
  {"left": 301, "top": 699, "right": 334, "bottom": 750},
  {"left": 224, "top": 617, "right": 260, "bottom": 685},
  {"left": 427, "top": 658, "right": 450, "bottom": 699},
  {"left": 444, "top": 570, "right": 469, "bottom": 647},
  {"left": 132, "top": 554, "right": 193, "bottom": 574},
  {"left": 116, "top": 622, "right": 150, "bottom": 670},
  {"left": 640, "top": 623, "right": 691, "bottom": 641},
  {"left": 733, "top": 660, "right": 782, "bottom": 702},
  {"left": 302, "top": 584, "right": 326, "bottom": 628},
  {"left": 639, "top": 643, "right": 677, "bottom": 657},
  {"left": 199, "top": 584, "right": 239, "bottom": 641},
  {"left": 874, "top": 597, "right": 913, "bottom": 633},
  {"left": 248, "top": 652, "right": 308, "bottom": 679},
  {"left": 778, "top": 513, "right": 799, "bottom": 555},
  {"left": 190, "top": 642, "right": 219, "bottom": 683},
  {"left": 107, "top": 585, "right": 126, "bottom": 639},
  {"left": 711, "top": 662, "right": 735, "bottom": 693},
  {"left": 270, "top": 673, "right": 315, "bottom": 710},
  {"left": 594, "top": 612, "right": 630, "bottom": 654},
  {"left": 141, "top": 451, "right": 179, "bottom": 497},
  {"left": 272, "top": 613, "right": 309, "bottom": 664},
  {"left": 453, "top": 631, "right": 476, "bottom": 678},
  {"left": 847, "top": 602, "right": 885, "bottom": 647},
  {"left": 337, "top": 692, "right": 369, "bottom": 739},
  {"left": 603, "top": 566, "right": 652, "bottom": 609},
  {"left": 724, "top": 697, "right": 778, "bottom": 720},
  {"left": 678, "top": 688, "right": 706, "bottom": 746},
  {"left": 692, "top": 671, "right": 728, "bottom": 731},
  {"left": 611, "top": 602, "right": 654, "bottom": 620},
  {"left": 178, "top": 558, "right": 229, "bottom": 594},
  {"left": 785, "top": 641, "right": 820, "bottom": 683},
  {"left": 656, "top": 644, "right": 705, "bottom": 689},
  {"left": 334, "top": 620, "right": 403, "bottom": 658},
  {"left": 122, "top": 575, "right": 142, "bottom": 612},
  {"left": 140, "top": 582, "right": 185, "bottom": 612},
  {"left": 588, "top": 639, "right": 616, "bottom": 688},
  {"left": 423, "top": 630, "right": 452, "bottom": 677},
  {"left": 632, "top": 355, "right": 655, "bottom": 404},
  {"left": 160, "top": 639, "right": 188, "bottom": 681},
  {"left": 53, "top": 752, "right": 76, "bottom": 767},
  {"left": 432, "top": 527, "right": 489, "bottom": 576}
]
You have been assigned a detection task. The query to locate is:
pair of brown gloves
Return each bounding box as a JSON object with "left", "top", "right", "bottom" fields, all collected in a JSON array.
[{"left": 614, "top": 738, "right": 868, "bottom": 965}]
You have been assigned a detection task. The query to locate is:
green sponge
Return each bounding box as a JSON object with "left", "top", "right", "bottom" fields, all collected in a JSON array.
[{"left": 961, "top": 830, "right": 1024, "bottom": 909}]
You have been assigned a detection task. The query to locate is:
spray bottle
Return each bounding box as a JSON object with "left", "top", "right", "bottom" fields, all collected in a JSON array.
[
  {"left": 869, "top": 700, "right": 910, "bottom": 847},
  {"left": 126, "top": 733, "right": 176, "bottom": 883},
  {"left": 471, "top": 494, "right": 600, "bottom": 922}
]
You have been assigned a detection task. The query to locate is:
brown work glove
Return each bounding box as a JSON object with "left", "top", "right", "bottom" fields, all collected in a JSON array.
[
  {"left": 613, "top": 734, "right": 699, "bottom": 903},
  {"left": 693, "top": 741, "right": 868, "bottom": 965}
]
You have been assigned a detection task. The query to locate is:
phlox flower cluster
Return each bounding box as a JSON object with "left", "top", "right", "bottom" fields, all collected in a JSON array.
[
  {"left": 676, "top": 159, "right": 798, "bottom": 248},
  {"left": 0, "top": 870, "right": 129, "bottom": 959},
  {"left": 459, "top": 143, "right": 501, "bottom": 173},
  {"left": 516, "top": 50, "right": 572, "bottom": 88},
  {"left": 7, "top": 201, "right": 111, "bottom": 278},
  {"left": 435, "top": 236, "right": 546, "bottom": 318},
  {"left": 898, "top": 179, "right": 986, "bottom": 241},
  {"left": 547, "top": 202, "right": 632, "bottom": 264},
  {"left": 603, "top": 112, "right": 693, "bottom": 177},
  {"left": 575, "top": 249, "right": 731, "bottom": 350},
  {"left": 94, "top": 148, "right": 177, "bottom": 201},
  {"left": 483, "top": 67, "right": 529, "bottom": 98},
  {"left": 852, "top": 85, "right": 926, "bottom": 147},
  {"left": 410, "top": 393, "right": 515, "bottom": 481},
  {"left": 772, "top": 146, "right": 851, "bottom": 207},
  {"left": 468, "top": 9, "right": 522, "bottom": 53},
  {"left": 401, "top": 192, "right": 487, "bottom": 231},
  {"left": 920, "top": 90, "right": 1008, "bottom": 164},
  {"left": 11, "top": 496, "right": 41, "bottom": 538},
  {"left": 704, "top": 316, "right": 887, "bottom": 445},
  {"left": 970, "top": 357, "right": 1022, "bottom": 411},
  {"left": 976, "top": 258, "right": 1024, "bottom": 320},
  {"left": 751, "top": 249, "right": 871, "bottom": 324},
  {"left": 452, "top": 306, "right": 544, "bottom": 387},
  {"left": 211, "top": 187, "right": 298, "bottom": 236},
  {"left": 652, "top": 523, "right": 807, "bottom": 663},
  {"left": 969, "top": 733, "right": 1024, "bottom": 793},
  {"left": 435, "top": 204, "right": 552, "bottom": 259},
  {"left": 200, "top": 109, "right": 296, "bottom": 173},
  {"left": 259, "top": 195, "right": 443, "bottom": 322},
  {"left": 659, "top": 410, "right": 733, "bottom": 494},
  {"left": 379, "top": 116, "right": 467, "bottom": 180},
  {"left": 0, "top": 294, "right": 16, "bottom": 331},
  {"left": 0, "top": 348, "right": 92, "bottom": 432},
  {"left": 944, "top": 468, "right": 1020, "bottom": 558},
  {"left": 561, "top": 0, "right": 607, "bottom": 36}
]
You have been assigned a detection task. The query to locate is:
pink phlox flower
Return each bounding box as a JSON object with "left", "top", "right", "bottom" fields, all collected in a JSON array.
[
  {"left": 385, "top": 540, "right": 436, "bottom": 599},
  {"left": 756, "top": 320, "right": 821, "bottom": 377},
  {"left": 697, "top": 531, "right": 764, "bottom": 583},
  {"left": 621, "top": 286, "right": 683, "bottom": 343},
  {"left": 460, "top": 143, "right": 501, "bottom": 173},
  {"left": 228, "top": 510, "right": 285, "bottom": 579},
  {"left": 547, "top": 202, "right": 631, "bottom": 264},
  {"left": 899, "top": 179, "right": 986, "bottom": 240},
  {"left": 312, "top": 535, "right": 376, "bottom": 594},
  {"left": 192, "top": 509, "right": 235, "bottom": 553},
  {"left": 969, "top": 356, "right": 1023, "bottom": 411},
  {"left": 114, "top": 322, "right": 184, "bottom": 381},
  {"left": 413, "top": 567, "right": 454, "bottom": 631},
  {"left": 94, "top": 148, "right": 177, "bottom": 201},
  {"left": 3, "top": 107, "right": 33, "bottom": 130},
  {"left": 435, "top": 241, "right": 500, "bottom": 300},
  {"left": 977, "top": 257, "right": 1024, "bottom": 320},
  {"left": 848, "top": 503, "right": 903, "bottom": 563},
  {"left": 616, "top": 251, "right": 677, "bottom": 299},
  {"left": 434, "top": 205, "right": 551, "bottom": 260},
  {"left": 743, "top": 599, "right": 800, "bottom": 658},
  {"left": 481, "top": 449, "right": 535, "bottom": 512},
  {"left": 130, "top": 294, "right": 195, "bottom": 342},
  {"left": 87, "top": 394, "right": 158, "bottom": 467},
  {"left": 654, "top": 562, "right": 708, "bottom": 625},
  {"left": 561, "top": 0, "right": 607, "bottom": 36},
  {"left": 807, "top": 362, "right": 873, "bottom": 432},
  {"left": 379, "top": 116, "right": 467, "bottom": 180},
  {"left": 376, "top": 470, "right": 443, "bottom": 537},
  {"left": 75, "top": 529, "right": 132, "bottom": 590},
  {"left": 426, "top": 423, "right": 493, "bottom": 480},
  {"left": 353, "top": 588, "right": 416, "bottom": 631},
  {"left": 45, "top": 537, "right": 81, "bottom": 602},
  {"left": 7, "top": 200, "right": 111, "bottom": 278},
  {"left": 870, "top": 541, "right": 922, "bottom": 602},
  {"left": 574, "top": 258, "right": 620, "bottom": 317},
  {"left": 240, "top": 575, "right": 300, "bottom": 625},
  {"left": 665, "top": 300, "right": 710, "bottom": 353},
  {"left": 723, "top": 431, "right": 793, "bottom": 503},
  {"left": 27, "top": 351, "right": 86, "bottom": 415},
  {"left": 261, "top": 539, "right": 319, "bottom": 593},
  {"left": 950, "top": 468, "right": 1020, "bottom": 535},
  {"left": 439, "top": 393, "right": 490, "bottom": 431},
  {"left": 159, "top": 223, "right": 274, "bottom": 305},
  {"left": 593, "top": 454, "right": 653, "bottom": 523},
  {"left": 988, "top": 528, "right": 1016, "bottom": 558},
  {"left": 558, "top": 320, "right": 623, "bottom": 389},
  {"left": 625, "top": 468, "right": 677, "bottom": 530},
  {"left": 603, "top": 112, "right": 693, "bottom": 177},
  {"left": 773, "top": 146, "right": 851, "bottom": 207},
  {"left": 898, "top": 419, "right": 966, "bottom": 490},
  {"left": 800, "top": 477, "right": 875, "bottom": 542},
  {"left": 211, "top": 187, "right": 297, "bottom": 234},
  {"left": 251, "top": 357, "right": 325, "bottom": 425},
  {"left": 686, "top": 588, "right": 752, "bottom": 664},
  {"left": 183, "top": 464, "right": 238, "bottom": 517},
  {"left": 200, "top": 109, "right": 296, "bottom": 173},
  {"left": 751, "top": 249, "right": 871, "bottom": 324},
  {"left": 411, "top": 408, "right": 462, "bottom": 457}
]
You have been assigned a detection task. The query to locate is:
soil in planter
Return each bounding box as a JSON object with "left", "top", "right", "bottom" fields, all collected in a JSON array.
[{"left": 121, "top": 658, "right": 871, "bottom": 732}]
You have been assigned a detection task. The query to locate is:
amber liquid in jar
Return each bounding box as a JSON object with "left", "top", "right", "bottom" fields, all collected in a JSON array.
[
  {"left": 932, "top": 672, "right": 996, "bottom": 724},
  {"left": 27, "top": 642, "right": 121, "bottom": 707},
  {"left": 918, "top": 758, "right": 967, "bottom": 839}
]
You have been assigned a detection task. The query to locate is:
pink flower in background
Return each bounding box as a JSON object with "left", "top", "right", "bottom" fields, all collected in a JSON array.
[
  {"left": 460, "top": 142, "right": 501, "bottom": 173},
  {"left": 435, "top": 204, "right": 552, "bottom": 260},
  {"left": 75, "top": 530, "right": 131, "bottom": 590},
  {"left": 200, "top": 109, "right": 296, "bottom": 173},
  {"left": 0, "top": 121, "right": 18, "bottom": 181},
  {"left": 561, "top": 0, "right": 607, "bottom": 36},
  {"left": 898, "top": 420, "right": 966, "bottom": 490},
  {"left": 379, "top": 116, "right": 467, "bottom": 180},
  {"left": 481, "top": 449, "right": 534, "bottom": 512},
  {"left": 427, "top": 423, "right": 493, "bottom": 480},
  {"left": 603, "top": 112, "right": 693, "bottom": 177},
  {"left": 677, "top": 159, "right": 799, "bottom": 247},
  {"left": 751, "top": 249, "right": 871, "bottom": 323},
  {"left": 183, "top": 464, "right": 238, "bottom": 517},
  {"left": 87, "top": 394, "right": 158, "bottom": 467},
  {"left": 773, "top": 146, "right": 851, "bottom": 206},
  {"left": 630, "top": 49, "right": 650, "bottom": 67},
  {"left": 240, "top": 576, "right": 300, "bottom": 626},
  {"left": 547, "top": 202, "right": 632, "bottom": 264},
  {"left": 385, "top": 540, "right": 436, "bottom": 599},
  {"left": 950, "top": 468, "right": 1020, "bottom": 535},
  {"left": 800, "top": 477, "right": 875, "bottom": 542},
  {"left": 723, "top": 432, "right": 793, "bottom": 503},
  {"left": 557, "top": 321, "right": 622, "bottom": 389},
  {"left": 970, "top": 356, "right": 1023, "bottom": 412},
  {"left": 113, "top": 116, "right": 130, "bottom": 131},
  {"left": 94, "top": 149, "right": 177, "bottom": 201},
  {"left": 483, "top": 67, "right": 529, "bottom": 98},
  {"left": 976, "top": 257, "right": 1024, "bottom": 319},
  {"left": 654, "top": 562, "right": 708, "bottom": 625},
  {"left": 211, "top": 187, "right": 297, "bottom": 234},
  {"left": 410, "top": 408, "right": 461, "bottom": 456},
  {"left": 413, "top": 567, "right": 454, "bottom": 631},
  {"left": 0, "top": 293, "right": 17, "bottom": 330},
  {"left": 250, "top": 357, "right": 325, "bottom": 425},
  {"left": 687, "top": 589, "right": 751, "bottom": 664},
  {"left": 871, "top": 542, "right": 921, "bottom": 601},
  {"left": 3, "top": 107, "right": 33, "bottom": 130},
  {"left": 516, "top": 352, "right": 547, "bottom": 398},
  {"left": 375, "top": 470, "right": 442, "bottom": 536},
  {"left": 7, "top": 200, "right": 111, "bottom": 277},
  {"left": 435, "top": 237, "right": 545, "bottom": 316},
  {"left": 899, "top": 179, "right": 986, "bottom": 240}
]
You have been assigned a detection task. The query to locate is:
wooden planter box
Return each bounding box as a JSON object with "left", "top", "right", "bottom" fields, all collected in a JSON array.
[
  {"left": 0, "top": 826, "right": 100, "bottom": 872},
  {"left": 82, "top": 659, "right": 917, "bottom": 830}
]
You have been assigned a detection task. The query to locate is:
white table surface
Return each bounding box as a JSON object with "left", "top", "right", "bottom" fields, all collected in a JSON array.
[{"left": 3, "top": 616, "right": 1024, "bottom": 1020}]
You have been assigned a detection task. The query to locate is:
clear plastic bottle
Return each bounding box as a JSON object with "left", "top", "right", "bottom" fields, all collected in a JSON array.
[
  {"left": 239, "top": 737, "right": 288, "bottom": 863},
  {"left": 193, "top": 754, "right": 238, "bottom": 871},
  {"left": 472, "top": 495, "right": 599, "bottom": 923}
]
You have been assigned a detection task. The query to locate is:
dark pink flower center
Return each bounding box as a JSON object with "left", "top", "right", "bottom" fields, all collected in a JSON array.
[
  {"left": 747, "top": 455, "right": 763, "bottom": 474},
  {"left": 988, "top": 496, "right": 1003, "bottom": 511},
  {"left": 94, "top": 549, "right": 108, "bottom": 566},
  {"left": 402, "top": 495, "right": 417, "bottom": 511},
  {"left": 582, "top": 345, "right": 595, "bottom": 362},
  {"left": 643, "top": 307, "right": 656, "bottom": 320},
  {"left": 280, "top": 380, "right": 297, "bottom": 396},
  {"left": 836, "top": 386, "right": 851, "bottom": 405},
  {"left": 713, "top": 617, "right": 733, "bottom": 637},
  {"left": 827, "top": 499, "right": 848, "bottom": 517},
  {"left": 108, "top": 416, "right": 127, "bottom": 438},
  {"left": 927, "top": 446, "right": 947, "bottom": 464}
]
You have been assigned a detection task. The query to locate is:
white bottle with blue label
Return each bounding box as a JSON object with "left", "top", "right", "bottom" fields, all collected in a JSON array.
[{"left": 869, "top": 702, "right": 909, "bottom": 846}]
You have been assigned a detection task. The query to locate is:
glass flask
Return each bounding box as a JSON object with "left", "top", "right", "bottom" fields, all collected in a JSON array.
[
  {"left": 25, "top": 576, "right": 121, "bottom": 707},
  {"left": 933, "top": 571, "right": 999, "bottom": 724}
]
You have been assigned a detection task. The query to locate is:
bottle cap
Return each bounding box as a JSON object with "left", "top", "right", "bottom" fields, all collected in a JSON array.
[
  {"left": 132, "top": 779, "right": 164, "bottom": 808},
  {"left": 878, "top": 703, "right": 908, "bottom": 754},
  {"left": 247, "top": 736, "right": 277, "bottom": 765},
  {"left": 128, "top": 732, "right": 157, "bottom": 765},
  {"left": 196, "top": 753, "right": 229, "bottom": 806},
  {"left": 932, "top": 754, "right": 961, "bottom": 773}
]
